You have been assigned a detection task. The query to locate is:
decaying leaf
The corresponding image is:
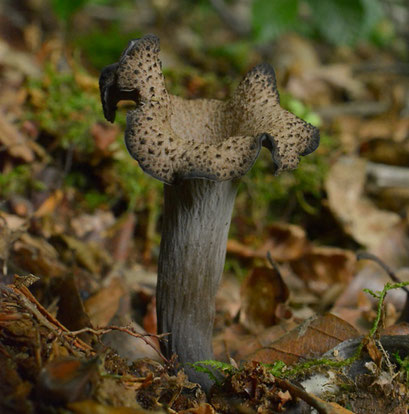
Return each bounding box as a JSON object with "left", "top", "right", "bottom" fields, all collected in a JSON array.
[
  {"left": 13, "top": 232, "right": 67, "bottom": 278},
  {"left": 240, "top": 266, "right": 289, "bottom": 331},
  {"left": 0, "top": 111, "right": 35, "bottom": 162},
  {"left": 290, "top": 246, "right": 356, "bottom": 289},
  {"left": 0, "top": 353, "right": 32, "bottom": 413},
  {"left": 364, "top": 337, "right": 383, "bottom": 368},
  {"left": 265, "top": 223, "right": 310, "bottom": 262},
  {"left": 0, "top": 212, "right": 27, "bottom": 274},
  {"left": 381, "top": 322, "right": 409, "bottom": 336},
  {"left": 36, "top": 357, "right": 99, "bottom": 404},
  {"left": 108, "top": 212, "right": 137, "bottom": 262},
  {"left": 248, "top": 313, "right": 359, "bottom": 365},
  {"left": 54, "top": 275, "right": 93, "bottom": 337},
  {"left": 227, "top": 222, "right": 308, "bottom": 262},
  {"left": 213, "top": 320, "right": 298, "bottom": 362},
  {"left": 84, "top": 277, "right": 125, "bottom": 327},
  {"left": 34, "top": 189, "right": 64, "bottom": 218},
  {"left": 59, "top": 234, "right": 112, "bottom": 274},
  {"left": 325, "top": 156, "right": 401, "bottom": 250},
  {"left": 91, "top": 122, "right": 119, "bottom": 153},
  {"left": 70, "top": 211, "right": 116, "bottom": 240}
]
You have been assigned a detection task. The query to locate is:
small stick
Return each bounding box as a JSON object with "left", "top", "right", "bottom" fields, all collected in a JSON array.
[
  {"left": 65, "top": 326, "right": 169, "bottom": 363},
  {"left": 275, "top": 377, "right": 354, "bottom": 414},
  {"left": 267, "top": 251, "right": 283, "bottom": 276},
  {"left": 356, "top": 251, "right": 409, "bottom": 294},
  {"left": 357, "top": 251, "right": 409, "bottom": 323},
  {"left": 7, "top": 284, "right": 93, "bottom": 353}
]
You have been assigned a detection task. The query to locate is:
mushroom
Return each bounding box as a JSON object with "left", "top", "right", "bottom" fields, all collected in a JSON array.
[{"left": 99, "top": 34, "right": 319, "bottom": 390}]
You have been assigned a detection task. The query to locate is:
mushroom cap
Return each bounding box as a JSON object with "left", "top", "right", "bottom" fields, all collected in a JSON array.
[{"left": 100, "top": 34, "right": 320, "bottom": 185}]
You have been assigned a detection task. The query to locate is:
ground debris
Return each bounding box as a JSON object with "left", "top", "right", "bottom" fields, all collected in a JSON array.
[
  {"left": 0, "top": 278, "right": 206, "bottom": 413},
  {"left": 209, "top": 361, "right": 297, "bottom": 413}
]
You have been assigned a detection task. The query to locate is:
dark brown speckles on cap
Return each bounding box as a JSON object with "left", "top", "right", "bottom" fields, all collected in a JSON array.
[{"left": 100, "top": 35, "right": 320, "bottom": 184}]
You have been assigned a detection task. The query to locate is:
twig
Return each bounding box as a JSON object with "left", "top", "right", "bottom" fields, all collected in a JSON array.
[
  {"left": 7, "top": 284, "right": 93, "bottom": 353},
  {"left": 316, "top": 101, "right": 389, "bottom": 120},
  {"left": 267, "top": 251, "right": 283, "bottom": 276},
  {"left": 275, "top": 377, "right": 354, "bottom": 413},
  {"left": 4, "top": 281, "right": 169, "bottom": 362},
  {"left": 64, "top": 326, "right": 169, "bottom": 363},
  {"left": 356, "top": 251, "right": 409, "bottom": 293},
  {"left": 357, "top": 252, "right": 409, "bottom": 323},
  {"left": 366, "top": 162, "right": 409, "bottom": 189}
]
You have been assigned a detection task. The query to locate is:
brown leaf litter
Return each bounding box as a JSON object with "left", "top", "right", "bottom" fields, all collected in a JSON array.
[{"left": 0, "top": 276, "right": 209, "bottom": 413}]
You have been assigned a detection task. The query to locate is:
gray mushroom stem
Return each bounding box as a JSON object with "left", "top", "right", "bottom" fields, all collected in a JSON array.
[{"left": 157, "top": 179, "right": 238, "bottom": 389}]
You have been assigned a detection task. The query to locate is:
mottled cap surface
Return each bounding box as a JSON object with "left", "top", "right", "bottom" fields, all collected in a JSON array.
[{"left": 99, "top": 34, "right": 320, "bottom": 184}]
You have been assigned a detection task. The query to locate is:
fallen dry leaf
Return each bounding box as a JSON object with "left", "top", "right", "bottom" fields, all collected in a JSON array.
[
  {"left": 364, "top": 337, "right": 383, "bottom": 368},
  {"left": 54, "top": 275, "right": 93, "bottom": 337},
  {"left": 70, "top": 211, "right": 116, "bottom": 240},
  {"left": 240, "top": 266, "right": 289, "bottom": 331},
  {"left": 247, "top": 313, "right": 359, "bottom": 365},
  {"left": 9, "top": 195, "right": 34, "bottom": 217},
  {"left": 226, "top": 238, "right": 265, "bottom": 259},
  {"left": 84, "top": 278, "right": 125, "bottom": 327},
  {"left": 109, "top": 213, "right": 137, "bottom": 262},
  {"left": 0, "top": 213, "right": 27, "bottom": 273},
  {"left": 0, "top": 110, "right": 34, "bottom": 162},
  {"left": 36, "top": 357, "right": 99, "bottom": 404},
  {"left": 0, "top": 351, "right": 32, "bottom": 413},
  {"left": 60, "top": 234, "right": 112, "bottom": 274},
  {"left": 227, "top": 222, "right": 308, "bottom": 262},
  {"left": 213, "top": 320, "right": 298, "bottom": 362},
  {"left": 325, "top": 156, "right": 401, "bottom": 250},
  {"left": 381, "top": 322, "right": 409, "bottom": 336},
  {"left": 360, "top": 119, "right": 409, "bottom": 147},
  {"left": 91, "top": 122, "right": 119, "bottom": 152},
  {"left": 34, "top": 189, "right": 64, "bottom": 218},
  {"left": 290, "top": 246, "right": 356, "bottom": 289},
  {"left": 13, "top": 232, "right": 67, "bottom": 278},
  {"left": 288, "top": 63, "right": 364, "bottom": 107},
  {"left": 265, "top": 223, "right": 309, "bottom": 261}
]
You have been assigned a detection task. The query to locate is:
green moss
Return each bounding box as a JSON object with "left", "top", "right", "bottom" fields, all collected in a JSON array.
[
  {"left": 27, "top": 64, "right": 102, "bottom": 153},
  {"left": 190, "top": 360, "right": 237, "bottom": 384},
  {"left": 112, "top": 148, "right": 162, "bottom": 212},
  {"left": 0, "top": 165, "right": 44, "bottom": 197},
  {"left": 74, "top": 25, "right": 142, "bottom": 70},
  {"left": 236, "top": 96, "right": 335, "bottom": 227},
  {"left": 395, "top": 352, "right": 409, "bottom": 385}
]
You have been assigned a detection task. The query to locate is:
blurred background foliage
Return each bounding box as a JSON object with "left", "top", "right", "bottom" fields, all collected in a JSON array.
[{"left": 2, "top": 0, "right": 407, "bottom": 268}]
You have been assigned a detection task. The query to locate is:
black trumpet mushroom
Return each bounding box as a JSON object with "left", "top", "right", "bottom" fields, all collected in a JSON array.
[{"left": 99, "top": 34, "right": 320, "bottom": 391}]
